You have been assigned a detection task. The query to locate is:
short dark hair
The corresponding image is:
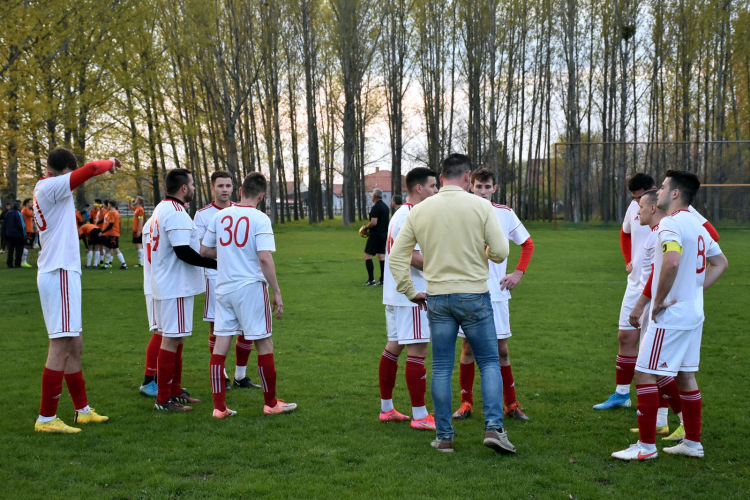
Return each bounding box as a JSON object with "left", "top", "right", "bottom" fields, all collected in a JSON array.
[
  {"left": 13, "top": 202, "right": 20, "bottom": 210},
  {"left": 441, "top": 153, "right": 472, "bottom": 180},
  {"left": 242, "top": 172, "right": 267, "bottom": 198},
  {"left": 94, "top": 199, "right": 102, "bottom": 204},
  {"left": 641, "top": 189, "right": 658, "bottom": 205},
  {"left": 103, "top": 200, "right": 109, "bottom": 206},
  {"left": 628, "top": 173, "right": 656, "bottom": 193},
  {"left": 665, "top": 170, "right": 700, "bottom": 204},
  {"left": 165, "top": 168, "right": 192, "bottom": 195},
  {"left": 47, "top": 147, "right": 78, "bottom": 173},
  {"left": 85, "top": 203, "right": 90, "bottom": 208},
  {"left": 109, "top": 200, "right": 118, "bottom": 209},
  {"left": 406, "top": 167, "right": 437, "bottom": 192},
  {"left": 23, "top": 198, "right": 32, "bottom": 206},
  {"left": 470, "top": 167, "right": 495, "bottom": 185},
  {"left": 392, "top": 195, "right": 403, "bottom": 205},
  {"left": 211, "top": 170, "right": 233, "bottom": 185}
]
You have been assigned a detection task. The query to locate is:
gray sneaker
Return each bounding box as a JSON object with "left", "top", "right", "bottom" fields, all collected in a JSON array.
[
  {"left": 430, "top": 437, "right": 455, "bottom": 453},
  {"left": 483, "top": 428, "right": 516, "bottom": 454}
]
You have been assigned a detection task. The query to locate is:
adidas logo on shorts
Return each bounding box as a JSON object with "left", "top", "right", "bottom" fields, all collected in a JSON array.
[{"left": 659, "top": 362, "right": 668, "bottom": 369}]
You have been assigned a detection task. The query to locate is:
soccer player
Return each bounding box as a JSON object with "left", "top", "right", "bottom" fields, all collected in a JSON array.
[
  {"left": 89, "top": 200, "right": 101, "bottom": 224},
  {"left": 94, "top": 200, "right": 108, "bottom": 268},
  {"left": 101, "top": 200, "right": 127, "bottom": 269},
  {"left": 79, "top": 223, "right": 104, "bottom": 268},
  {"left": 612, "top": 171, "right": 728, "bottom": 461},
  {"left": 200, "top": 172, "right": 296, "bottom": 418},
  {"left": 360, "top": 188, "right": 389, "bottom": 286},
  {"left": 21, "top": 198, "right": 35, "bottom": 267},
  {"left": 128, "top": 196, "right": 146, "bottom": 266},
  {"left": 150, "top": 168, "right": 216, "bottom": 412},
  {"left": 594, "top": 173, "right": 720, "bottom": 410},
  {"left": 139, "top": 217, "right": 161, "bottom": 397},
  {"left": 194, "top": 171, "right": 261, "bottom": 391},
  {"left": 33, "top": 147, "right": 119, "bottom": 433},
  {"left": 453, "top": 168, "right": 535, "bottom": 421},
  {"left": 379, "top": 167, "right": 439, "bottom": 430}
]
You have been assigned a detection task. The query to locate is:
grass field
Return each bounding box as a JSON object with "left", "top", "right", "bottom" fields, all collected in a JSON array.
[{"left": 1, "top": 220, "right": 748, "bottom": 499}]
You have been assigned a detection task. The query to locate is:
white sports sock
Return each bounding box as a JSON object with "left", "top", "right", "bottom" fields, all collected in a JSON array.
[
  {"left": 76, "top": 405, "right": 91, "bottom": 414},
  {"left": 22, "top": 248, "right": 28, "bottom": 264},
  {"left": 117, "top": 252, "right": 125, "bottom": 265},
  {"left": 137, "top": 249, "right": 143, "bottom": 263},
  {"left": 86, "top": 251, "right": 93, "bottom": 266},
  {"left": 678, "top": 412, "right": 684, "bottom": 426},
  {"left": 235, "top": 365, "right": 247, "bottom": 380},
  {"left": 615, "top": 385, "right": 630, "bottom": 395},
  {"left": 381, "top": 399, "right": 394, "bottom": 412},
  {"left": 37, "top": 415, "right": 56, "bottom": 423},
  {"left": 656, "top": 407, "right": 668, "bottom": 427},
  {"left": 412, "top": 406, "right": 428, "bottom": 420},
  {"left": 94, "top": 251, "right": 100, "bottom": 266},
  {"left": 107, "top": 254, "right": 113, "bottom": 264}
]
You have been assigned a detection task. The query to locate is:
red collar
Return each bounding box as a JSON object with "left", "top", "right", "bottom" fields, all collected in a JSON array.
[{"left": 234, "top": 204, "right": 257, "bottom": 208}]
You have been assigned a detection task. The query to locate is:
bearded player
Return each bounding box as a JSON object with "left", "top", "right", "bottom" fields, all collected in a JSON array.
[
  {"left": 452, "top": 168, "right": 535, "bottom": 421},
  {"left": 33, "top": 147, "right": 119, "bottom": 433},
  {"left": 201, "top": 172, "right": 296, "bottom": 418},
  {"left": 612, "top": 171, "right": 728, "bottom": 461},
  {"left": 378, "top": 167, "right": 439, "bottom": 430},
  {"left": 194, "top": 170, "right": 260, "bottom": 391}
]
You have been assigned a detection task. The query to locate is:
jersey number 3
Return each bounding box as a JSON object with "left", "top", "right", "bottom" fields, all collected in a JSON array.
[
  {"left": 696, "top": 235, "right": 706, "bottom": 274},
  {"left": 219, "top": 215, "right": 250, "bottom": 248}
]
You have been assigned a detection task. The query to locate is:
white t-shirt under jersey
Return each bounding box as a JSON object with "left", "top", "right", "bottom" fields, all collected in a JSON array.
[
  {"left": 623, "top": 200, "right": 652, "bottom": 289},
  {"left": 201, "top": 204, "right": 275, "bottom": 295},
  {"left": 149, "top": 198, "right": 204, "bottom": 300},
  {"left": 194, "top": 202, "right": 232, "bottom": 279},
  {"left": 488, "top": 203, "right": 531, "bottom": 302},
  {"left": 143, "top": 217, "right": 153, "bottom": 295},
  {"left": 383, "top": 204, "right": 426, "bottom": 307},
  {"left": 650, "top": 209, "right": 722, "bottom": 329},
  {"left": 34, "top": 173, "right": 81, "bottom": 275}
]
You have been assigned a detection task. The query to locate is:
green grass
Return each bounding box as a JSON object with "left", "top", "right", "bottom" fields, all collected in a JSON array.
[{"left": 1, "top": 221, "right": 748, "bottom": 499}]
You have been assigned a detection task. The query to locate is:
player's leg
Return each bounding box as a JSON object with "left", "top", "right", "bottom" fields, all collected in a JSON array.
[
  {"left": 379, "top": 305, "right": 407, "bottom": 420},
  {"left": 140, "top": 295, "right": 160, "bottom": 397},
  {"left": 63, "top": 335, "right": 107, "bottom": 424},
  {"left": 377, "top": 253, "right": 385, "bottom": 285},
  {"left": 234, "top": 334, "right": 261, "bottom": 389},
  {"left": 211, "top": 292, "right": 242, "bottom": 418},
  {"left": 154, "top": 298, "right": 197, "bottom": 411},
  {"left": 453, "top": 336, "right": 475, "bottom": 420},
  {"left": 114, "top": 239, "right": 127, "bottom": 269},
  {"left": 397, "top": 305, "right": 433, "bottom": 429},
  {"left": 363, "top": 252, "right": 375, "bottom": 285},
  {"left": 657, "top": 375, "right": 685, "bottom": 441},
  {"left": 21, "top": 233, "right": 31, "bottom": 267},
  {"left": 37, "top": 338, "right": 80, "bottom": 433}
]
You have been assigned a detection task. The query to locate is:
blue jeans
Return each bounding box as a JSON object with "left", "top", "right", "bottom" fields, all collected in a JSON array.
[{"left": 426, "top": 292, "right": 504, "bottom": 439}]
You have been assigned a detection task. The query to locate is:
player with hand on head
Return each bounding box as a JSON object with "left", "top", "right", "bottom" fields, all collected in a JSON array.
[
  {"left": 201, "top": 172, "right": 296, "bottom": 418},
  {"left": 150, "top": 168, "right": 217, "bottom": 412},
  {"left": 612, "top": 171, "right": 728, "bottom": 461},
  {"left": 452, "top": 168, "right": 535, "bottom": 422},
  {"left": 379, "top": 167, "right": 439, "bottom": 429},
  {"left": 34, "top": 147, "right": 120, "bottom": 433},
  {"left": 194, "top": 171, "right": 261, "bottom": 392},
  {"left": 128, "top": 196, "right": 146, "bottom": 267}
]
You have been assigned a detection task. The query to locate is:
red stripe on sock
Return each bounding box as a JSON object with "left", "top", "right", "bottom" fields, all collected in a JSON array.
[
  {"left": 615, "top": 355, "right": 637, "bottom": 385},
  {"left": 405, "top": 356, "right": 426, "bottom": 408},
  {"left": 680, "top": 390, "right": 702, "bottom": 442},
  {"left": 257, "top": 353, "right": 277, "bottom": 407},
  {"left": 210, "top": 354, "right": 227, "bottom": 411}
]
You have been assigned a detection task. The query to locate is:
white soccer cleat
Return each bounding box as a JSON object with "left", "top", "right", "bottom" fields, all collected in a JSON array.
[
  {"left": 611, "top": 442, "right": 658, "bottom": 461},
  {"left": 663, "top": 441, "right": 704, "bottom": 458}
]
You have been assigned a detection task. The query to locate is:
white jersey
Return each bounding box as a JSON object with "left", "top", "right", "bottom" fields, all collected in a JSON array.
[
  {"left": 33, "top": 173, "right": 81, "bottom": 275},
  {"left": 488, "top": 203, "right": 531, "bottom": 302},
  {"left": 142, "top": 217, "right": 153, "bottom": 295},
  {"left": 201, "top": 204, "right": 275, "bottom": 295},
  {"left": 149, "top": 198, "right": 204, "bottom": 300},
  {"left": 194, "top": 202, "right": 232, "bottom": 278},
  {"left": 383, "top": 204, "right": 426, "bottom": 307},
  {"left": 650, "top": 209, "right": 722, "bottom": 329},
  {"left": 623, "top": 200, "right": 652, "bottom": 288}
]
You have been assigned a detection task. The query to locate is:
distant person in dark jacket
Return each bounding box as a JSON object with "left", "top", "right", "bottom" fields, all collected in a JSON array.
[
  {"left": 0, "top": 202, "right": 10, "bottom": 254},
  {"left": 2, "top": 202, "right": 26, "bottom": 268}
]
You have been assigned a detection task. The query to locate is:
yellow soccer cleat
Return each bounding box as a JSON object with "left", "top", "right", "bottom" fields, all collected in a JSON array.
[
  {"left": 74, "top": 408, "right": 109, "bottom": 424},
  {"left": 35, "top": 417, "right": 82, "bottom": 434},
  {"left": 662, "top": 425, "right": 685, "bottom": 442},
  {"left": 630, "top": 425, "right": 669, "bottom": 435}
]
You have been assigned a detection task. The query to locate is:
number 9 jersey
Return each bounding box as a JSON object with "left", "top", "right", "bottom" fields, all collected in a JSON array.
[{"left": 201, "top": 204, "right": 276, "bottom": 295}]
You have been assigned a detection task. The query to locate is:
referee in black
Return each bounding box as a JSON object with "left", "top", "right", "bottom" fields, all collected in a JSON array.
[{"left": 361, "top": 188, "right": 390, "bottom": 286}]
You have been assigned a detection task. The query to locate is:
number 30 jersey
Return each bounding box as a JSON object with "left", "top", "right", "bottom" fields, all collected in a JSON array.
[
  {"left": 149, "top": 198, "right": 204, "bottom": 300},
  {"left": 651, "top": 209, "right": 722, "bottom": 329},
  {"left": 201, "top": 204, "right": 275, "bottom": 295}
]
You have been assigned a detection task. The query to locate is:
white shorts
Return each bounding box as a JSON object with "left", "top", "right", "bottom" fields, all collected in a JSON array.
[
  {"left": 385, "top": 305, "right": 430, "bottom": 345},
  {"left": 203, "top": 277, "right": 216, "bottom": 322},
  {"left": 639, "top": 304, "right": 652, "bottom": 341},
  {"left": 145, "top": 294, "right": 158, "bottom": 332},
  {"left": 636, "top": 323, "right": 703, "bottom": 376},
  {"left": 214, "top": 282, "right": 272, "bottom": 340},
  {"left": 38, "top": 269, "right": 82, "bottom": 339},
  {"left": 618, "top": 285, "right": 642, "bottom": 330},
  {"left": 458, "top": 301, "right": 512, "bottom": 340},
  {"left": 154, "top": 296, "right": 194, "bottom": 338}
]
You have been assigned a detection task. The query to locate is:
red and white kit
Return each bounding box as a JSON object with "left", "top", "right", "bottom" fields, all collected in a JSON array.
[
  {"left": 34, "top": 172, "right": 83, "bottom": 338},
  {"left": 149, "top": 198, "right": 204, "bottom": 337},
  {"left": 383, "top": 204, "right": 430, "bottom": 345},
  {"left": 194, "top": 202, "right": 230, "bottom": 322},
  {"left": 201, "top": 205, "right": 275, "bottom": 339},
  {"left": 619, "top": 200, "right": 653, "bottom": 330},
  {"left": 458, "top": 203, "right": 531, "bottom": 340},
  {"left": 636, "top": 210, "right": 722, "bottom": 376},
  {"left": 142, "top": 217, "right": 157, "bottom": 332}
]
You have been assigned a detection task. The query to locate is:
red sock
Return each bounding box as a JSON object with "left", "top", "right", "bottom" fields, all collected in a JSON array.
[
  {"left": 501, "top": 364, "right": 517, "bottom": 406},
  {"left": 145, "top": 333, "right": 160, "bottom": 377},
  {"left": 459, "top": 361, "right": 475, "bottom": 404},
  {"left": 636, "top": 384, "right": 659, "bottom": 445},
  {"left": 378, "top": 349, "right": 399, "bottom": 400},
  {"left": 680, "top": 390, "right": 702, "bottom": 442},
  {"left": 64, "top": 371, "right": 88, "bottom": 410},
  {"left": 156, "top": 349, "right": 176, "bottom": 404},
  {"left": 657, "top": 376, "right": 682, "bottom": 415},
  {"left": 208, "top": 335, "right": 216, "bottom": 354},
  {"left": 405, "top": 356, "right": 426, "bottom": 408},
  {"left": 235, "top": 336, "right": 253, "bottom": 368},
  {"left": 615, "top": 355, "right": 637, "bottom": 385},
  {"left": 39, "top": 367, "right": 64, "bottom": 417},
  {"left": 257, "top": 353, "right": 277, "bottom": 407},
  {"left": 210, "top": 354, "right": 227, "bottom": 411},
  {"left": 170, "top": 344, "right": 184, "bottom": 398}
]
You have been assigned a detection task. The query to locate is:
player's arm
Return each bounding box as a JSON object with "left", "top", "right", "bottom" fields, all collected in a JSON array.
[
  {"left": 651, "top": 243, "right": 681, "bottom": 322},
  {"left": 500, "top": 237, "right": 534, "bottom": 291},
  {"left": 484, "top": 208, "right": 509, "bottom": 264},
  {"left": 364, "top": 217, "right": 378, "bottom": 230},
  {"left": 704, "top": 253, "right": 728, "bottom": 290},
  {"left": 258, "top": 250, "right": 283, "bottom": 320},
  {"left": 102, "top": 222, "right": 114, "bottom": 234},
  {"left": 174, "top": 245, "right": 217, "bottom": 269},
  {"left": 410, "top": 250, "right": 424, "bottom": 270},
  {"left": 620, "top": 229, "right": 632, "bottom": 272},
  {"left": 630, "top": 269, "right": 653, "bottom": 328},
  {"left": 69, "top": 158, "right": 121, "bottom": 190},
  {"left": 200, "top": 244, "right": 217, "bottom": 259},
  {"left": 703, "top": 221, "right": 719, "bottom": 242},
  {"left": 389, "top": 216, "right": 421, "bottom": 305}
]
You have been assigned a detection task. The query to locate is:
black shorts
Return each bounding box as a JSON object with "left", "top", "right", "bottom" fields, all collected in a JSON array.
[
  {"left": 104, "top": 236, "right": 119, "bottom": 249},
  {"left": 132, "top": 232, "right": 142, "bottom": 245},
  {"left": 88, "top": 228, "right": 103, "bottom": 246},
  {"left": 365, "top": 232, "right": 387, "bottom": 256},
  {"left": 25, "top": 232, "right": 34, "bottom": 247}
]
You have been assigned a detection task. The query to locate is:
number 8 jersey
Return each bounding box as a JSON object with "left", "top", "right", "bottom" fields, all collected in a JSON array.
[
  {"left": 651, "top": 209, "right": 722, "bottom": 329},
  {"left": 201, "top": 204, "right": 275, "bottom": 295}
]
